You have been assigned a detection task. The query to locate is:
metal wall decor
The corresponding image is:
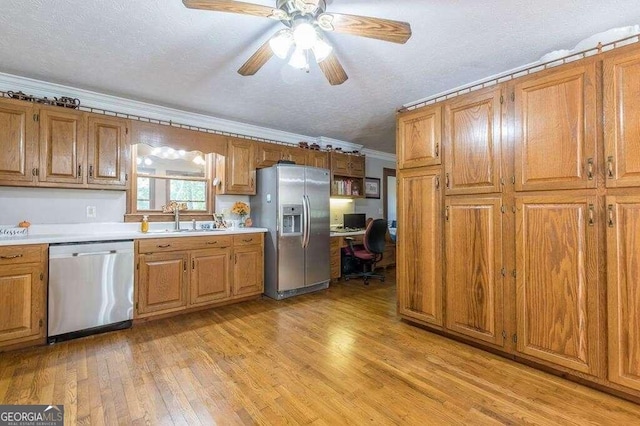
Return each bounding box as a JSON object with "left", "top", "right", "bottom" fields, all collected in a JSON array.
[{"left": 6, "top": 90, "right": 80, "bottom": 109}]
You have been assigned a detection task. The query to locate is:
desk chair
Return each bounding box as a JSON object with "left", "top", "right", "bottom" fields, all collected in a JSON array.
[{"left": 344, "top": 218, "right": 387, "bottom": 284}]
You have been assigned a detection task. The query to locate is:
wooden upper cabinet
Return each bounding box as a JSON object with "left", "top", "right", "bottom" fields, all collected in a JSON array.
[
  {"left": 217, "top": 138, "right": 256, "bottom": 195},
  {"left": 330, "top": 151, "right": 351, "bottom": 175},
  {"left": 604, "top": 49, "right": 640, "bottom": 188},
  {"left": 0, "top": 99, "right": 37, "bottom": 185},
  {"left": 137, "top": 252, "right": 188, "bottom": 316},
  {"left": 397, "top": 105, "right": 442, "bottom": 169},
  {"left": 190, "top": 248, "right": 231, "bottom": 306},
  {"left": 444, "top": 88, "right": 503, "bottom": 195},
  {"left": 606, "top": 195, "right": 640, "bottom": 391},
  {"left": 513, "top": 63, "right": 597, "bottom": 191},
  {"left": 306, "top": 150, "right": 329, "bottom": 169},
  {"left": 255, "top": 142, "right": 285, "bottom": 168},
  {"left": 515, "top": 195, "right": 601, "bottom": 375},
  {"left": 286, "top": 147, "right": 307, "bottom": 165},
  {"left": 86, "top": 114, "right": 128, "bottom": 187},
  {"left": 38, "top": 107, "right": 86, "bottom": 184},
  {"left": 350, "top": 155, "right": 365, "bottom": 176},
  {"left": 397, "top": 168, "right": 443, "bottom": 326},
  {"left": 445, "top": 196, "right": 503, "bottom": 346}
]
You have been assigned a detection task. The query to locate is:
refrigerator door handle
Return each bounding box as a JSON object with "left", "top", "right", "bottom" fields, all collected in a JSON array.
[
  {"left": 301, "top": 196, "right": 308, "bottom": 248},
  {"left": 303, "top": 195, "right": 311, "bottom": 248}
]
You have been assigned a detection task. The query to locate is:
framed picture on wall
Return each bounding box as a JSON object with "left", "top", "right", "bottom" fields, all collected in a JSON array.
[{"left": 365, "top": 177, "right": 381, "bottom": 199}]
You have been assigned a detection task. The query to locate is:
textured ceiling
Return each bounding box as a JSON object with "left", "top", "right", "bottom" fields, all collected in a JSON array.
[{"left": 1, "top": 0, "right": 639, "bottom": 153}]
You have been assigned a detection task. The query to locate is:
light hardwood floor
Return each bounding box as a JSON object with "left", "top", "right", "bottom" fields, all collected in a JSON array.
[{"left": 1, "top": 271, "right": 639, "bottom": 425}]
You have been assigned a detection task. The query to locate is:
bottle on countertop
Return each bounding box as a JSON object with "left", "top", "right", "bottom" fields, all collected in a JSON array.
[{"left": 141, "top": 215, "right": 149, "bottom": 233}]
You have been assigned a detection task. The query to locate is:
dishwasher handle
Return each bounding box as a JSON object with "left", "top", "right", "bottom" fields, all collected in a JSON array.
[{"left": 72, "top": 250, "right": 118, "bottom": 257}]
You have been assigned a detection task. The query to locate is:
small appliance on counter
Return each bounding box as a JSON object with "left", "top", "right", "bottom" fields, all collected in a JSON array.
[{"left": 251, "top": 164, "right": 330, "bottom": 300}]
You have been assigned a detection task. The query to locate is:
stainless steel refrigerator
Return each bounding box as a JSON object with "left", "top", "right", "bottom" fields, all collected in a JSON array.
[{"left": 251, "top": 164, "right": 330, "bottom": 300}]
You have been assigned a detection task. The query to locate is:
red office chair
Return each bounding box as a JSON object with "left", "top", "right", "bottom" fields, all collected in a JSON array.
[{"left": 344, "top": 218, "right": 387, "bottom": 284}]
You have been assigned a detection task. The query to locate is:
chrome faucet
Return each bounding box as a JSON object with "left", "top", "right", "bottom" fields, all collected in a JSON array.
[
  {"left": 162, "top": 201, "right": 187, "bottom": 231},
  {"left": 174, "top": 208, "right": 180, "bottom": 231}
]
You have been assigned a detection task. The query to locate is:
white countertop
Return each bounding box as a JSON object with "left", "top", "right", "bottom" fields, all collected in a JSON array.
[
  {"left": 0, "top": 222, "right": 267, "bottom": 246},
  {"left": 330, "top": 230, "right": 365, "bottom": 237}
]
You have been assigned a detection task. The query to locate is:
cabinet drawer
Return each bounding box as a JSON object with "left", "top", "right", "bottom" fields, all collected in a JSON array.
[
  {"left": 138, "top": 236, "right": 233, "bottom": 253},
  {"left": 0, "top": 245, "right": 45, "bottom": 265},
  {"left": 233, "top": 234, "right": 262, "bottom": 246}
]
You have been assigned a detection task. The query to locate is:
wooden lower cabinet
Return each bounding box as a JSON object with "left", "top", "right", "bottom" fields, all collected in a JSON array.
[
  {"left": 136, "top": 234, "right": 264, "bottom": 319},
  {"left": 137, "top": 252, "right": 189, "bottom": 316},
  {"left": 330, "top": 237, "right": 341, "bottom": 280},
  {"left": 444, "top": 196, "right": 503, "bottom": 346},
  {"left": 515, "top": 194, "right": 601, "bottom": 375},
  {"left": 0, "top": 245, "right": 47, "bottom": 350},
  {"left": 606, "top": 195, "right": 640, "bottom": 391},
  {"left": 190, "top": 248, "right": 231, "bottom": 305},
  {"left": 397, "top": 167, "right": 443, "bottom": 326},
  {"left": 233, "top": 244, "right": 264, "bottom": 296}
]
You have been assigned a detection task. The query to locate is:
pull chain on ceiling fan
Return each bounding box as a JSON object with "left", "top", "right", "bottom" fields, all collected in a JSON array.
[{"left": 183, "top": 0, "right": 412, "bottom": 85}]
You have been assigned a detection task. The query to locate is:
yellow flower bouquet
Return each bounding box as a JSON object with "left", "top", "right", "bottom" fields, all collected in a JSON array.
[{"left": 231, "top": 201, "right": 250, "bottom": 217}]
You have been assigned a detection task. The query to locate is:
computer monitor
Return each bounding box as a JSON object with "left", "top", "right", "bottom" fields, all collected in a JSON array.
[{"left": 343, "top": 213, "right": 366, "bottom": 230}]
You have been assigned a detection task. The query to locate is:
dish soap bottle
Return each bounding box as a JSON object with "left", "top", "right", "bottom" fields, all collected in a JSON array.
[{"left": 141, "top": 215, "right": 149, "bottom": 233}]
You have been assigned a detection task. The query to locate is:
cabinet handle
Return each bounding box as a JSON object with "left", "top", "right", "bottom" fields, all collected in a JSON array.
[
  {"left": 608, "top": 204, "right": 615, "bottom": 228},
  {"left": 156, "top": 244, "right": 171, "bottom": 248},
  {"left": 607, "top": 156, "right": 615, "bottom": 179},
  {"left": 445, "top": 206, "right": 450, "bottom": 222},
  {"left": 586, "top": 158, "right": 594, "bottom": 180},
  {"left": 435, "top": 176, "right": 440, "bottom": 190},
  {"left": 77, "top": 164, "right": 82, "bottom": 178},
  {"left": 0, "top": 254, "right": 23, "bottom": 260},
  {"left": 242, "top": 238, "right": 253, "bottom": 243},
  {"left": 89, "top": 165, "right": 94, "bottom": 177},
  {"left": 445, "top": 173, "right": 450, "bottom": 189},
  {"left": 192, "top": 259, "right": 195, "bottom": 270},
  {"left": 435, "top": 143, "right": 439, "bottom": 158},
  {"left": 206, "top": 241, "right": 218, "bottom": 245},
  {"left": 588, "top": 204, "right": 595, "bottom": 227}
]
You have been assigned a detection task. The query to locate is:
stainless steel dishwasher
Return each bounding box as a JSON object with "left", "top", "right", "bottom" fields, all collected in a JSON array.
[{"left": 48, "top": 240, "right": 134, "bottom": 343}]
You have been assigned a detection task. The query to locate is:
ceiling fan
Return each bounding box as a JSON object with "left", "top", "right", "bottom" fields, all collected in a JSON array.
[{"left": 182, "top": 0, "right": 412, "bottom": 85}]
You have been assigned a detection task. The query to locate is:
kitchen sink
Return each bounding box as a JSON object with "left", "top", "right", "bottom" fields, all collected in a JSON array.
[{"left": 145, "top": 228, "right": 225, "bottom": 234}]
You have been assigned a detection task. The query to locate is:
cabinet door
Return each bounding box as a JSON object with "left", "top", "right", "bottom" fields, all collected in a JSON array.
[
  {"left": 444, "top": 88, "right": 502, "bottom": 195},
  {"left": 515, "top": 195, "right": 600, "bottom": 375},
  {"left": 86, "top": 114, "right": 128, "bottom": 187},
  {"left": 0, "top": 264, "right": 44, "bottom": 345},
  {"left": 306, "top": 151, "right": 329, "bottom": 169},
  {"left": 0, "top": 99, "right": 37, "bottom": 185},
  {"left": 39, "top": 107, "right": 86, "bottom": 184},
  {"left": 232, "top": 245, "right": 264, "bottom": 296},
  {"left": 604, "top": 50, "right": 640, "bottom": 188},
  {"left": 255, "top": 142, "right": 284, "bottom": 168},
  {"left": 349, "top": 155, "right": 365, "bottom": 177},
  {"left": 190, "top": 248, "right": 231, "bottom": 305},
  {"left": 397, "top": 105, "right": 442, "bottom": 169},
  {"left": 226, "top": 138, "right": 256, "bottom": 194},
  {"left": 445, "top": 196, "right": 503, "bottom": 346},
  {"left": 514, "top": 64, "right": 597, "bottom": 191},
  {"left": 286, "top": 147, "right": 307, "bottom": 165},
  {"left": 138, "top": 252, "right": 188, "bottom": 316},
  {"left": 330, "top": 237, "right": 341, "bottom": 280},
  {"left": 606, "top": 195, "right": 640, "bottom": 391},
  {"left": 330, "top": 152, "right": 351, "bottom": 175},
  {"left": 397, "top": 168, "right": 443, "bottom": 326}
]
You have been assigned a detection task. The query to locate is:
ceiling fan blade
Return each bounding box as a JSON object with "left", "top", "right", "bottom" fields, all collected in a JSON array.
[
  {"left": 183, "top": 0, "right": 288, "bottom": 20},
  {"left": 318, "top": 52, "right": 348, "bottom": 86},
  {"left": 238, "top": 38, "right": 274, "bottom": 76},
  {"left": 317, "top": 12, "right": 411, "bottom": 44}
]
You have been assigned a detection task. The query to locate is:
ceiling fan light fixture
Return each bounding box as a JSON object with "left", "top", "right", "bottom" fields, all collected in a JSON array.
[
  {"left": 312, "top": 37, "right": 332, "bottom": 62},
  {"left": 288, "top": 46, "right": 308, "bottom": 69},
  {"left": 269, "top": 29, "right": 293, "bottom": 59},
  {"left": 293, "top": 21, "right": 318, "bottom": 50}
]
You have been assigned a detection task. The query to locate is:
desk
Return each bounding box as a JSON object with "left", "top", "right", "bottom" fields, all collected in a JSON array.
[{"left": 329, "top": 231, "right": 396, "bottom": 280}]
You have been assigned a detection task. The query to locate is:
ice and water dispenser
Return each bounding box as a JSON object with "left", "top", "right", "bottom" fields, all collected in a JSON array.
[{"left": 281, "top": 204, "right": 302, "bottom": 234}]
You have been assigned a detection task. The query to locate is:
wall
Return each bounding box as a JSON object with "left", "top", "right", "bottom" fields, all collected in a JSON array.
[
  {"left": 0, "top": 187, "right": 126, "bottom": 225},
  {"left": 330, "top": 199, "right": 356, "bottom": 226},
  {"left": 354, "top": 156, "right": 396, "bottom": 221}
]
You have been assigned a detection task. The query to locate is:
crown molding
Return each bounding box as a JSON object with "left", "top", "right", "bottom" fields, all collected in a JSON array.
[
  {"left": 360, "top": 148, "right": 396, "bottom": 162},
  {"left": 0, "top": 71, "right": 394, "bottom": 160}
]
